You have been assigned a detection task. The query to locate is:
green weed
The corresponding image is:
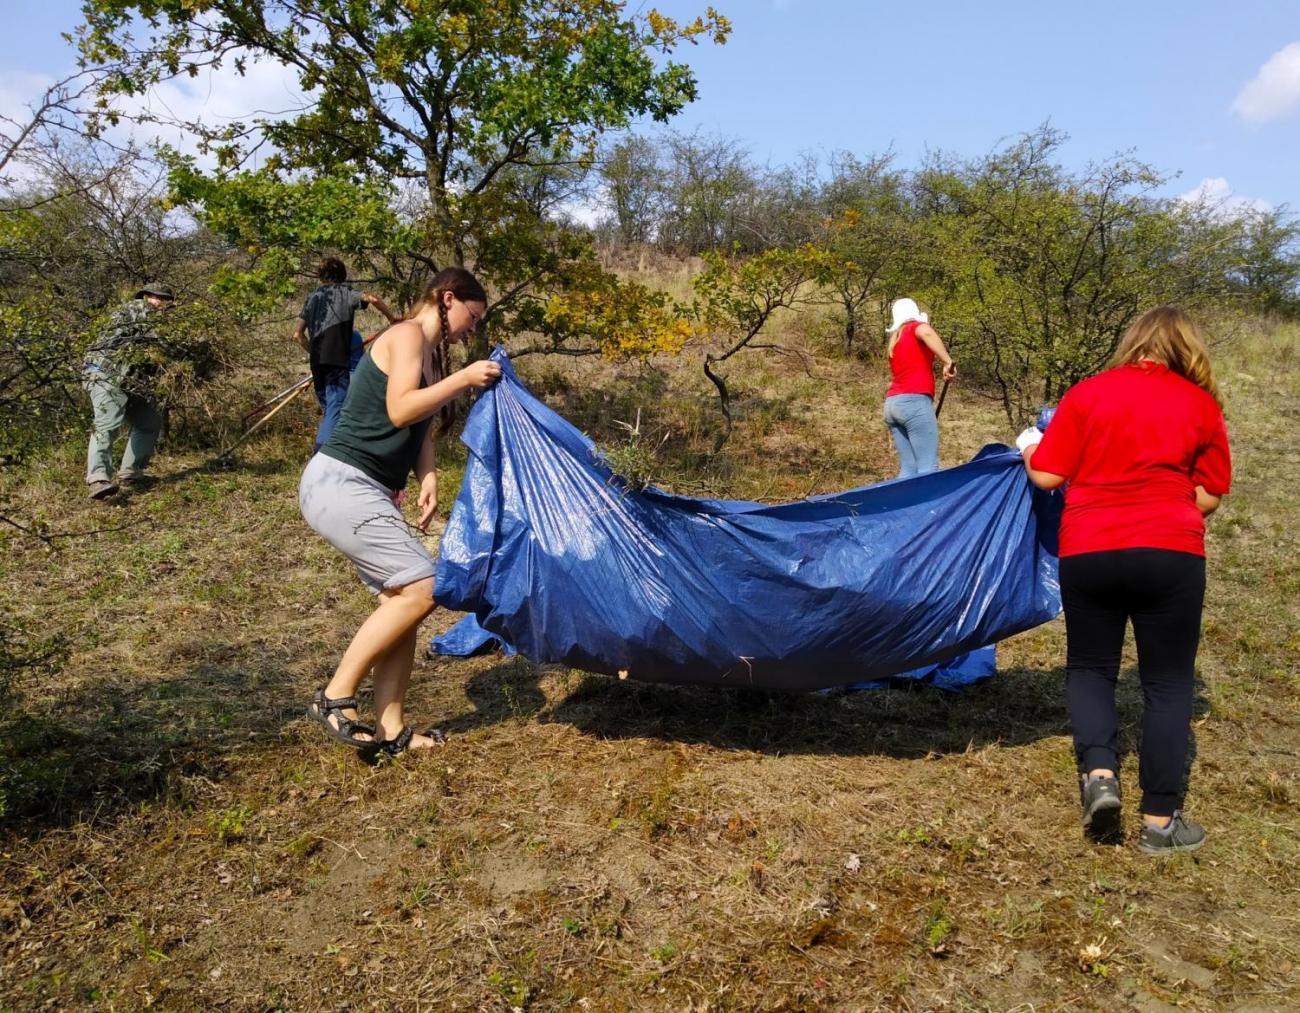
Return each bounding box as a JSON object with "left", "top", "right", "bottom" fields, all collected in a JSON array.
[
  {"left": 486, "top": 968, "right": 529, "bottom": 1007},
  {"left": 921, "top": 898, "right": 954, "bottom": 956},
  {"left": 210, "top": 804, "right": 253, "bottom": 844},
  {"left": 284, "top": 833, "right": 321, "bottom": 861},
  {"left": 130, "top": 918, "right": 170, "bottom": 964},
  {"left": 897, "top": 825, "right": 930, "bottom": 846}
]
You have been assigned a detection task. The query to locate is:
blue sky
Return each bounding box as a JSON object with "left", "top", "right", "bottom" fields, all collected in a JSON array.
[
  {"left": 640, "top": 0, "right": 1300, "bottom": 212},
  {"left": 4, "top": 0, "right": 1298, "bottom": 213}
]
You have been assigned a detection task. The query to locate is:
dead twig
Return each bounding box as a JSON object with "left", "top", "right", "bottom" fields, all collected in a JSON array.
[{"left": 0, "top": 512, "right": 148, "bottom": 548}]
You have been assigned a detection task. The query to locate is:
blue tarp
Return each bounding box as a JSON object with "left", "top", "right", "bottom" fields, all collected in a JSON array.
[
  {"left": 432, "top": 616, "right": 1000, "bottom": 692},
  {"left": 431, "top": 347, "right": 1062, "bottom": 692}
]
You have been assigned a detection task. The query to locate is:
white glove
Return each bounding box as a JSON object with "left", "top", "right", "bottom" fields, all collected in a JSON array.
[{"left": 1015, "top": 427, "right": 1044, "bottom": 453}]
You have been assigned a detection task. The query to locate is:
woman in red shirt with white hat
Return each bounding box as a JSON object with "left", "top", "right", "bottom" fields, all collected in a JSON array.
[
  {"left": 883, "top": 297, "right": 957, "bottom": 477},
  {"left": 1018, "top": 306, "right": 1231, "bottom": 854}
]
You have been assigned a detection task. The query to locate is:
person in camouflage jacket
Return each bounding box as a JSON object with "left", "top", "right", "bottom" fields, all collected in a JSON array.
[{"left": 83, "top": 283, "right": 176, "bottom": 499}]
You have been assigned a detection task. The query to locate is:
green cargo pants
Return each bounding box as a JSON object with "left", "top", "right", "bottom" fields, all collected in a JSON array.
[{"left": 84, "top": 367, "right": 163, "bottom": 484}]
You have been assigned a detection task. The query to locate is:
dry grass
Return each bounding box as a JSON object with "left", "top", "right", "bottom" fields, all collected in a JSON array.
[{"left": 1, "top": 308, "right": 1298, "bottom": 1011}]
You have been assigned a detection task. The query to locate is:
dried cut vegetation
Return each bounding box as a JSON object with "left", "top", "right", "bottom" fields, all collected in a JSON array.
[{"left": 1, "top": 309, "right": 1298, "bottom": 1011}]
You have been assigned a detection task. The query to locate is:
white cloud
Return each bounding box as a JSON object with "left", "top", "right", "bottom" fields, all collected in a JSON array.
[
  {"left": 1232, "top": 42, "right": 1300, "bottom": 124},
  {"left": 0, "top": 69, "right": 57, "bottom": 126},
  {"left": 110, "top": 56, "right": 316, "bottom": 168},
  {"left": 2, "top": 57, "right": 314, "bottom": 177},
  {"left": 1, "top": 70, "right": 63, "bottom": 187},
  {"left": 1177, "top": 177, "right": 1272, "bottom": 220},
  {"left": 559, "top": 194, "right": 603, "bottom": 228}
]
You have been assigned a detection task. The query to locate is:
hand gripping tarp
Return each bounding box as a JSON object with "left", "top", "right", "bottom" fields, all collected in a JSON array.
[{"left": 432, "top": 348, "right": 1062, "bottom": 692}]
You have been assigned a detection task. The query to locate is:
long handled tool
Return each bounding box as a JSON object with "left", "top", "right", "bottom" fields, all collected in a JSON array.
[
  {"left": 226, "top": 330, "right": 385, "bottom": 455},
  {"left": 241, "top": 374, "right": 312, "bottom": 424},
  {"left": 934, "top": 377, "right": 952, "bottom": 418},
  {"left": 219, "top": 381, "right": 313, "bottom": 460}
]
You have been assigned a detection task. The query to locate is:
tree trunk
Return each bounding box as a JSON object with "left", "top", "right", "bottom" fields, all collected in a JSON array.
[{"left": 703, "top": 355, "right": 732, "bottom": 454}]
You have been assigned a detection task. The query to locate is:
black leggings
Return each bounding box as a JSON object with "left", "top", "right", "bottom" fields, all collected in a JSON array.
[{"left": 1060, "top": 548, "right": 1206, "bottom": 817}]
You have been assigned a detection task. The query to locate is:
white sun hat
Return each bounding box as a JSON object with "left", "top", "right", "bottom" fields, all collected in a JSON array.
[{"left": 886, "top": 297, "right": 929, "bottom": 335}]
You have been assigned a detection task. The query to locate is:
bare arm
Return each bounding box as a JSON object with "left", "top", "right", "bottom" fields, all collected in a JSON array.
[
  {"left": 915, "top": 322, "right": 957, "bottom": 380},
  {"left": 1195, "top": 486, "right": 1221, "bottom": 516},
  {"left": 382, "top": 322, "right": 472, "bottom": 428},
  {"left": 1021, "top": 446, "right": 1067, "bottom": 490},
  {"left": 415, "top": 432, "right": 439, "bottom": 530},
  {"left": 362, "top": 291, "right": 401, "bottom": 324},
  {"left": 415, "top": 430, "right": 436, "bottom": 484},
  {"left": 292, "top": 318, "right": 309, "bottom": 352},
  {"left": 380, "top": 322, "right": 501, "bottom": 429}
]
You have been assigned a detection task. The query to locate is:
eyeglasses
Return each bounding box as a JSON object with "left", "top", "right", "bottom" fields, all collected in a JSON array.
[{"left": 460, "top": 299, "right": 484, "bottom": 329}]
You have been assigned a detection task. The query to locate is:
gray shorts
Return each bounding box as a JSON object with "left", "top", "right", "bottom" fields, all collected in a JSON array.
[{"left": 299, "top": 453, "right": 436, "bottom": 594}]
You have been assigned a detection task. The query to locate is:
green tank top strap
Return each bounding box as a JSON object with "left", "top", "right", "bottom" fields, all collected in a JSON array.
[{"left": 318, "top": 352, "right": 433, "bottom": 491}]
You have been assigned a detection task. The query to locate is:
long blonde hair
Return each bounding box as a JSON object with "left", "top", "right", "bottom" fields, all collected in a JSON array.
[{"left": 1109, "top": 305, "right": 1222, "bottom": 406}]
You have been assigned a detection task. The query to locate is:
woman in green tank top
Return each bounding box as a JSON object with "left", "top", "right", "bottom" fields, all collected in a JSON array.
[{"left": 301, "top": 267, "right": 502, "bottom": 756}]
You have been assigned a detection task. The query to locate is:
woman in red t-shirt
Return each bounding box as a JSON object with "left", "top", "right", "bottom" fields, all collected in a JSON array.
[
  {"left": 883, "top": 297, "right": 957, "bottom": 477},
  {"left": 1018, "top": 306, "right": 1231, "bottom": 854}
]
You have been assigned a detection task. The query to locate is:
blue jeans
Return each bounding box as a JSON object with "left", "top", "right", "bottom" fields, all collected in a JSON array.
[
  {"left": 883, "top": 393, "right": 939, "bottom": 478},
  {"left": 311, "top": 332, "right": 364, "bottom": 452},
  {"left": 312, "top": 367, "right": 351, "bottom": 453}
]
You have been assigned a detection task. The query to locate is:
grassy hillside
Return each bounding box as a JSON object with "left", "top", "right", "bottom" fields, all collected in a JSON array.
[{"left": 1, "top": 307, "right": 1297, "bottom": 1011}]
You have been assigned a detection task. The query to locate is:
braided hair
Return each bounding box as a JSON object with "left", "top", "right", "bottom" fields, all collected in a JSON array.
[{"left": 412, "top": 266, "right": 487, "bottom": 435}]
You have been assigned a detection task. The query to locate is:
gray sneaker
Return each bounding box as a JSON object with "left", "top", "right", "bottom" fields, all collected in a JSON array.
[
  {"left": 1138, "top": 811, "right": 1206, "bottom": 855},
  {"left": 88, "top": 478, "right": 119, "bottom": 500},
  {"left": 1080, "top": 774, "right": 1123, "bottom": 842}
]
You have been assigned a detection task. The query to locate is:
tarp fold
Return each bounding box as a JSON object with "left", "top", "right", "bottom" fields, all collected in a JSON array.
[{"left": 433, "top": 348, "right": 1061, "bottom": 692}]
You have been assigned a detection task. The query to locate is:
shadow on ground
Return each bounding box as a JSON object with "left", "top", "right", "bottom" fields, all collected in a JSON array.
[
  {"left": 1, "top": 639, "right": 1210, "bottom": 836},
  {"left": 448, "top": 655, "right": 1210, "bottom": 772},
  {"left": 0, "top": 639, "right": 306, "bottom": 834},
  {"left": 436, "top": 654, "right": 1078, "bottom": 757},
  {"left": 542, "top": 665, "right": 1074, "bottom": 757}
]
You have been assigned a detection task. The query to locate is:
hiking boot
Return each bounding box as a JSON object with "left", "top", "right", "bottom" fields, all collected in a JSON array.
[
  {"left": 1138, "top": 811, "right": 1206, "bottom": 855},
  {"left": 88, "top": 478, "right": 119, "bottom": 500},
  {"left": 115, "top": 470, "right": 151, "bottom": 489},
  {"left": 1080, "top": 774, "right": 1123, "bottom": 843}
]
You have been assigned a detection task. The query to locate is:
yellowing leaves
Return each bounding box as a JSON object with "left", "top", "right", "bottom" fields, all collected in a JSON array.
[
  {"left": 543, "top": 280, "right": 695, "bottom": 360},
  {"left": 646, "top": 7, "right": 731, "bottom": 47},
  {"left": 646, "top": 11, "right": 671, "bottom": 37}
]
